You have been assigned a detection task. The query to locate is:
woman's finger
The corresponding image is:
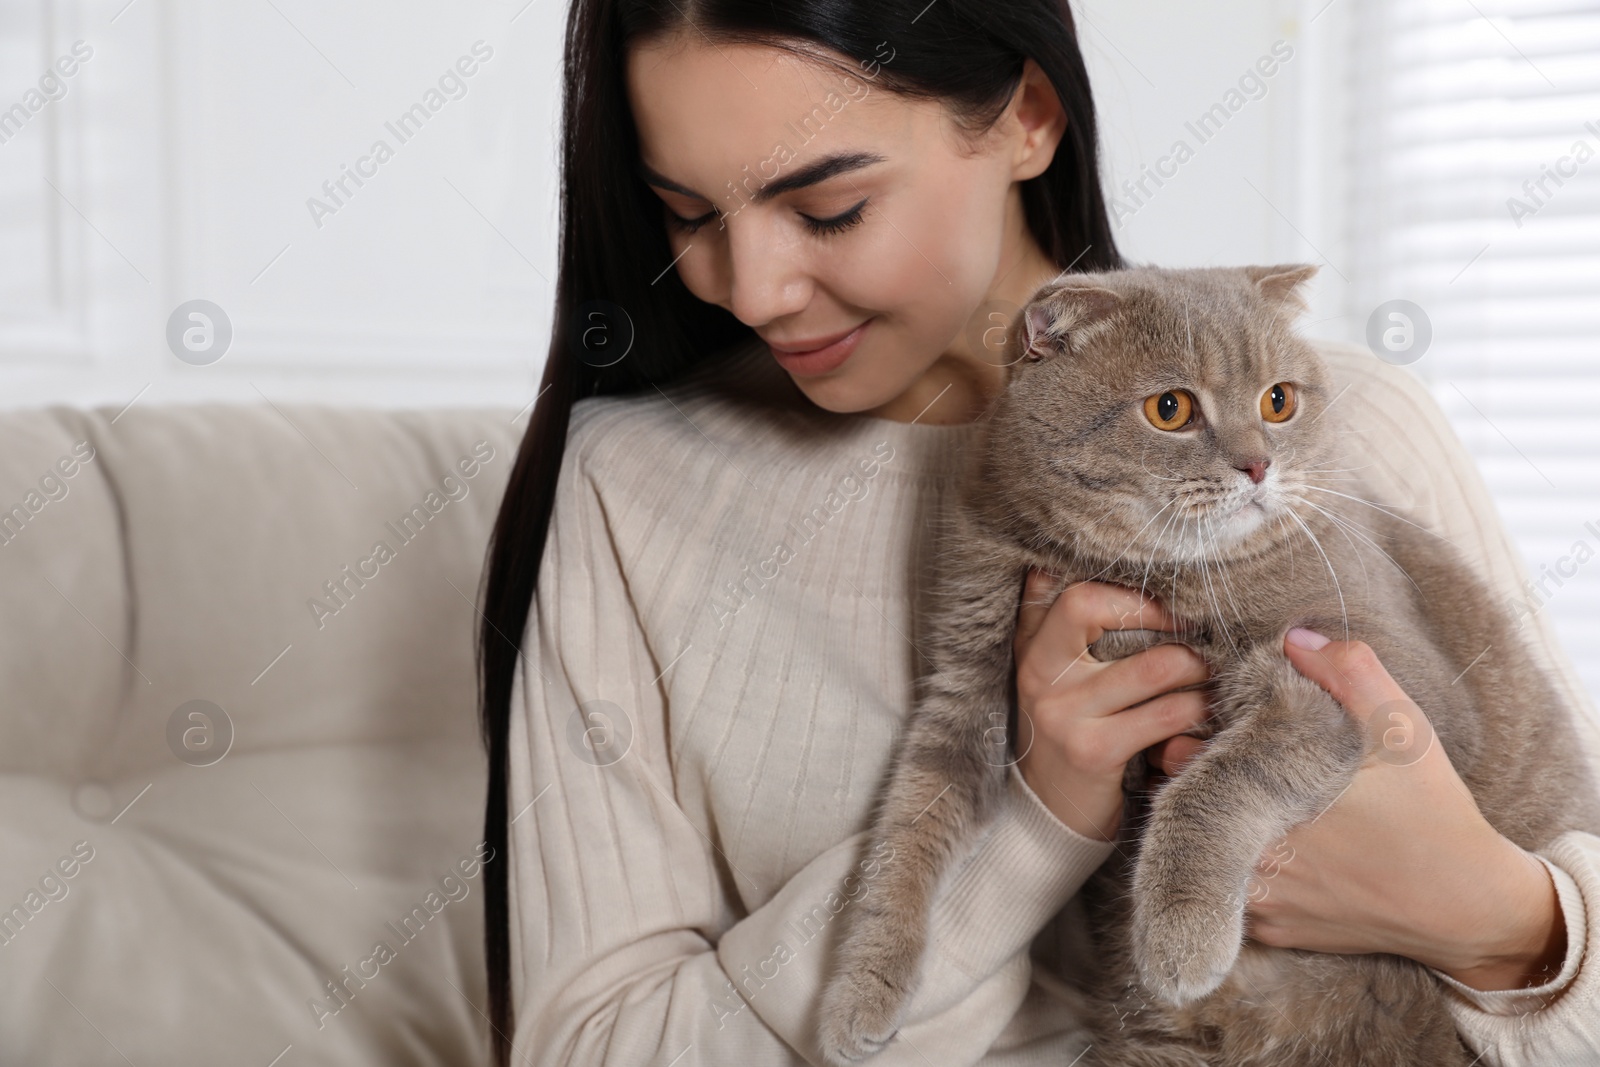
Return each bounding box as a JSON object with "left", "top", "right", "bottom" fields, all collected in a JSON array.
[
  {"left": 1148, "top": 733, "right": 1207, "bottom": 777},
  {"left": 1283, "top": 629, "right": 1409, "bottom": 724},
  {"left": 1028, "top": 578, "right": 1184, "bottom": 668},
  {"left": 1077, "top": 642, "right": 1210, "bottom": 718},
  {"left": 1015, "top": 567, "right": 1064, "bottom": 654},
  {"left": 1105, "top": 689, "right": 1209, "bottom": 766}
]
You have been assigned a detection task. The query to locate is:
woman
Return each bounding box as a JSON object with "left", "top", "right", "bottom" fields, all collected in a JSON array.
[{"left": 477, "top": 1, "right": 1600, "bottom": 1063}]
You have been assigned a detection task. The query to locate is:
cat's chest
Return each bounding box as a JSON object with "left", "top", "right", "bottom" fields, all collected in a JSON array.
[{"left": 1059, "top": 539, "right": 1378, "bottom": 643}]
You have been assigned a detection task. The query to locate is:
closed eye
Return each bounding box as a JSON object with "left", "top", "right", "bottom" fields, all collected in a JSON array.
[
  {"left": 666, "top": 207, "right": 719, "bottom": 234},
  {"left": 801, "top": 197, "right": 869, "bottom": 236},
  {"left": 666, "top": 197, "right": 870, "bottom": 237}
]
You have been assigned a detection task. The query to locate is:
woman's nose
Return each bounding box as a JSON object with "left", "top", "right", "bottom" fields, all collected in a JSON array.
[{"left": 721, "top": 215, "right": 812, "bottom": 327}]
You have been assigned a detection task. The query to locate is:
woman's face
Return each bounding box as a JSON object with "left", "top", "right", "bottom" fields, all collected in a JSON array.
[{"left": 626, "top": 32, "right": 1067, "bottom": 423}]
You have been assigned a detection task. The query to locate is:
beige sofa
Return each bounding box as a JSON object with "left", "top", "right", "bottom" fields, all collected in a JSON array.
[{"left": 0, "top": 402, "right": 521, "bottom": 1064}]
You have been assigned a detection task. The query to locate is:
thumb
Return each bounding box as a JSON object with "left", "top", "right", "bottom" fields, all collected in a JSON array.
[
  {"left": 1015, "top": 567, "right": 1062, "bottom": 650},
  {"left": 1284, "top": 628, "right": 1438, "bottom": 767},
  {"left": 1282, "top": 628, "right": 1409, "bottom": 725}
]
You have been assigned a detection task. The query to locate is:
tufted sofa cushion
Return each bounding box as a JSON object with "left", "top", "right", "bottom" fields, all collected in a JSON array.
[{"left": 0, "top": 402, "right": 522, "bottom": 1065}]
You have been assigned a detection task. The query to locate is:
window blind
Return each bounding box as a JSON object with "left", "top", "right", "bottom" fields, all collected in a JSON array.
[{"left": 1346, "top": 0, "right": 1600, "bottom": 700}]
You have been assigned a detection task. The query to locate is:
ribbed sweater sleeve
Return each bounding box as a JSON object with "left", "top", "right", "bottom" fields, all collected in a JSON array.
[
  {"left": 506, "top": 396, "right": 1116, "bottom": 1066},
  {"left": 1320, "top": 341, "right": 1600, "bottom": 1065}
]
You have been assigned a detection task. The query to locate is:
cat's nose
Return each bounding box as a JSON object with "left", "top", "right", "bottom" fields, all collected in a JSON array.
[{"left": 1234, "top": 458, "right": 1271, "bottom": 484}]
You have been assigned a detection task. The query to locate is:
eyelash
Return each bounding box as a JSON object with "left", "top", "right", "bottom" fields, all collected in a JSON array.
[
  {"left": 667, "top": 209, "right": 718, "bottom": 234},
  {"left": 802, "top": 198, "right": 869, "bottom": 236},
  {"left": 665, "top": 198, "right": 870, "bottom": 237}
]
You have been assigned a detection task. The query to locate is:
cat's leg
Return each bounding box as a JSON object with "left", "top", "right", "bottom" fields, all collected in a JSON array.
[
  {"left": 818, "top": 701, "right": 1006, "bottom": 1061},
  {"left": 1129, "top": 644, "right": 1366, "bottom": 1006},
  {"left": 818, "top": 541, "right": 1025, "bottom": 1063}
]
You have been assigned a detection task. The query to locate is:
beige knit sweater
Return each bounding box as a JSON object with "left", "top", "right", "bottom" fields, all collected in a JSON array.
[{"left": 508, "top": 336, "right": 1600, "bottom": 1065}]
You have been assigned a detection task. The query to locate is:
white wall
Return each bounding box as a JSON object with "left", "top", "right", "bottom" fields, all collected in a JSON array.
[
  {"left": 1079, "top": 0, "right": 1357, "bottom": 342},
  {"left": 1, "top": 0, "right": 566, "bottom": 413}
]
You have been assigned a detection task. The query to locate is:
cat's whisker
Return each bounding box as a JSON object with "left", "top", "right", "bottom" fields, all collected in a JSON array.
[
  {"left": 1204, "top": 512, "right": 1250, "bottom": 651},
  {"left": 1280, "top": 510, "right": 1296, "bottom": 582},
  {"left": 1066, "top": 505, "right": 1141, "bottom": 563},
  {"left": 1209, "top": 518, "right": 1248, "bottom": 659},
  {"left": 1187, "top": 513, "right": 1226, "bottom": 653},
  {"left": 1085, "top": 496, "right": 1181, "bottom": 585},
  {"left": 1138, "top": 495, "right": 1188, "bottom": 605},
  {"left": 1296, "top": 475, "right": 1372, "bottom": 486},
  {"left": 1169, "top": 513, "right": 1187, "bottom": 592},
  {"left": 1196, "top": 518, "right": 1227, "bottom": 649},
  {"left": 1298, "top": 463, "right": 1376, "bottom": 476},
  {"left": 1292, "top": 496, "right": 1375, "bottom": 596},
  {"left": 1290, "top": 495, "right": 1426, "bottom": 600},
  {"left": 1283, "top": 505, "right": 1351, "bottom": 641},
  {"left": 1294, "top": 474, "right": 1368, "bottom": 485},
  {"left": 1296, "top": 484, "right": 1456, "bottom": 547}
]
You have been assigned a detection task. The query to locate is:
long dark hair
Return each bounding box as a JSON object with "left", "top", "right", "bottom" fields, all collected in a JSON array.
[{"left": 476, "top": 1, "right": 1123, "bottom": 1060}]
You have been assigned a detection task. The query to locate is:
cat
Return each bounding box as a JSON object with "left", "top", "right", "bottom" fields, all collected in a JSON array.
[{"left": 817, "top": 264, "right": 1600, "bottom": 1066}]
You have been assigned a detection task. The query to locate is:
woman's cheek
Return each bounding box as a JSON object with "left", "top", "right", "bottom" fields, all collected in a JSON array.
[
  {"left": 844, "top": 224, "right": 939, "bottom": 306},
  {"left": 672, "top": 242, "right": 724, "bottom": 305},
  {"left": 864, "top": 219, "right": 985, "bottom": 336}
]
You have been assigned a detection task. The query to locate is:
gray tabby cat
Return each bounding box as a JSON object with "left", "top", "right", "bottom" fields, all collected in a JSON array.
[{"left": 817, "top": 264, "right": 1600, "bottom": 1066}]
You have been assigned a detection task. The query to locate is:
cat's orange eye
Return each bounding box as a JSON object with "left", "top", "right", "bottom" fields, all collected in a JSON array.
[
  {"left": 1143, "top": 390, "right": 1195, "bottom": 431},
  {"left": 1260, "top": 382, "right": 1297, "bottom": 423}
]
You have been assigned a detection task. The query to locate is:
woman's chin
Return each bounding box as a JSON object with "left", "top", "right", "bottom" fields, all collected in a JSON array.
[{"left": 788, "top": 374, "right": 889, "bottom": 417}]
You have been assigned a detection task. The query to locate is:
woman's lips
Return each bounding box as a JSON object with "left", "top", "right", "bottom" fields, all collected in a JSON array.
[{"left": 766, "top": 320, "right": 871, "bottom": 377}]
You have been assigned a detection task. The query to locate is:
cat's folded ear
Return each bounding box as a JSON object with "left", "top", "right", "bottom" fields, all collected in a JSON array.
[
  {"left": 1021, "top": 284, "right": 1123, "bottom": 362},
  {"left": 1244, "top": 264, "right": 1319, "bottom": 317}
]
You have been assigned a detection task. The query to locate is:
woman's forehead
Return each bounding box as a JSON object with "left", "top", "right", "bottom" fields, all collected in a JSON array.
[{"left": 627, "top": 35, "right": 922, "bottom": 190}]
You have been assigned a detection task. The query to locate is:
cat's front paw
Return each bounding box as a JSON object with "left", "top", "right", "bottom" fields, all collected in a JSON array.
[
  {"left": 1131, "top": 885, "right": 1246, "bottom": 1007},
  {"left": 818, "top": 949, "right": 915, "bottom": 1065},
  {"left": 819, "top": 915, "right": 921, "bottom": 1062}
]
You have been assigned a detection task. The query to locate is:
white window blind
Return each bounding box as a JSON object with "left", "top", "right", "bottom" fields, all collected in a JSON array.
[{"left": 1346, "top": 0, "right": 1600, "bottom": 700}]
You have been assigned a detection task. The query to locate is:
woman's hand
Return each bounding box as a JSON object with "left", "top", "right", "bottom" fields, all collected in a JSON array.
[
  {"left": 1148, "top": 628, "right": 1568, "bottom": 993},
  {"left": 1013, "top": 567, "right": 1211, "bottom": 843}
]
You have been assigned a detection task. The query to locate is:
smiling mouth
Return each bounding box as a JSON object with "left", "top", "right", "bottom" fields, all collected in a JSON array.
[
  {"left": 763, "top": 319, "right": 872, "bottom": 378},
  {"left": 763, "top": 322, "right": 867, "bottom": 354}
]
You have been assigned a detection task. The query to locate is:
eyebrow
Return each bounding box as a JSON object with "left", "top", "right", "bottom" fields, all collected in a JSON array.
[{"left": 640, "top": 150, "right": 886, "bottom": 206}]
